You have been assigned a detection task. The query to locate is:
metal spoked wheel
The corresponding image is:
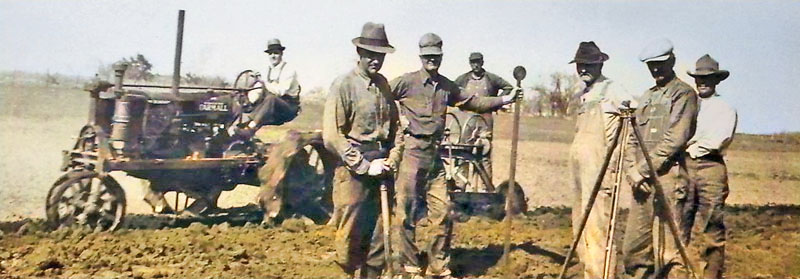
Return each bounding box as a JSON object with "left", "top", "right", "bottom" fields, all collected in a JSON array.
[
  {"left": 462, "top": 114, "right": 491, "bottom": 145},
  {"left": 46, "top": 170, "right": 127, "bottom": 231},
  {"left": 444, "top": 112, "right": 462, "bottom": 144}
]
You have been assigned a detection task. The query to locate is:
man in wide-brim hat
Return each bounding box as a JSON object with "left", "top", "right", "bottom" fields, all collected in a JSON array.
[
  {"left": 566, "top": 41, "right": 633, "bottom": 279},
  {"left": 680, "top": 54, "right": 736, "bottom": 279},
  {"left": 323, "top": 21, "right": 401, "bottom": 279}
]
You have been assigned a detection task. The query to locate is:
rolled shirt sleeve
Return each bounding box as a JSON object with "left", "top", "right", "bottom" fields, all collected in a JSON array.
[
  {"left": 687, "top": 97, "right": 738, "bottom": 158},
  {"left": 450, "top": 84, "right": 506, "bottom": 113}
]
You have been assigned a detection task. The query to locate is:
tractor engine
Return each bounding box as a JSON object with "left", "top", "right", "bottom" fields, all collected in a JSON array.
[{"left": 109, "top": 91, "right": 238, "bottom": 159}]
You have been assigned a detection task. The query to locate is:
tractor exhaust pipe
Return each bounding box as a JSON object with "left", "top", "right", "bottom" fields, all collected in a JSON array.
[{"left": 172, "top": 10, "right": 185, "bottom": 97}]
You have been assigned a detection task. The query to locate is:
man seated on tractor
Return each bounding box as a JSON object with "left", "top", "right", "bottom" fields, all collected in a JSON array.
[
  {"left": 230, "top": 38, "right": 302, "bottom": 139},
  {"left": 144, "top": 39, "right": 304, "bottom": 217}
]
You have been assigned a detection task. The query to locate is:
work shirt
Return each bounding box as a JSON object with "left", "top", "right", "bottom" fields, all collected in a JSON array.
[
  {"left": 625, "top": 76, "right": 699, "bottom": 178},
  {"left": 453, "top": 71, "right": 514, "bottom": 129},
  {"left": 454, "top": 71, "right": 513, "bottom": 98},
  {"left": 323, "top": 68, "right": 400, "bottom": 175},
  {"left": 686, "top": 94, "right": 737, "bottom": 159},
  {"left": 390, "top": 69, "right": 506, "bottom": 138},
  {"left": 258, "top": 61, "right": 300, "bottom": 98}
]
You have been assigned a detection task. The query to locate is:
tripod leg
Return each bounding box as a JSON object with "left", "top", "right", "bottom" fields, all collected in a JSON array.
[
  {"left": 628, "top": 117, "right": 700, "bottom": 279},
  {"left": 557, "top": 116, "right": 625, "bottom": 279},
  {"left": 602, "top": 118, "right": 630, "bottom": 279}
]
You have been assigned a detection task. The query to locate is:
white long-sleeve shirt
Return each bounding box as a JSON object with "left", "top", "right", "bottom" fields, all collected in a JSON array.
[
  {"left": 258, "top": 61, "right": 300, "bottom": 98},
  {"left": 686, "top": 94, "right": 738, "bottom": 159}
]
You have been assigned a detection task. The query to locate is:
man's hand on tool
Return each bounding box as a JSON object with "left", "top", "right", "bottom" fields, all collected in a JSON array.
[
  {"left": 627, "top": 170, "right": 652, "bottom": 194},
  {"left": 501, "top": 86, "right": 524, "bottom": 104},
  {"left": 367, "top": 158, "right": 388, "bottom": 176}
]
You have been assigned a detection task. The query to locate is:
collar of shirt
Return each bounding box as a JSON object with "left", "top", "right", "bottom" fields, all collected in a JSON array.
[
  {"left": 353, "top": 67, "right": 375, "bottom": 88},
  {"left": 469, "top": 71, "right": 486, "bottom": 81},
  {"left": 648, "top": 75, "right": 678, "bottom": 92},
  {"left": 267, "top": 61, "right": 287, "bottom": 80},
  {"left": 418, "top": 69, "right": 440, "bottom": 86},
  {"left": 580, "top": 75, "right": 608, "bottom": 102}
]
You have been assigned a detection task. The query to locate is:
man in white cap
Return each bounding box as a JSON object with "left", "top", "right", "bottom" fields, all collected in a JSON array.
[
  {"left": 567, "top": 41, "right": 633, "bottom": 279},
  {"left": 323, "top": 22, "right": 402, "bottom": 279},
  {"left": 622, "top": 38, "right": 699, "bottom": 279},
  {"left": 390, "top": 33, "right": 522, "bottom": 279},
  {"left": 679, "top": 54, "right": 736, "bottom": 279}
]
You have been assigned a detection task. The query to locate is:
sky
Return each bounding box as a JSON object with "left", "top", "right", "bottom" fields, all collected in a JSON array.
[{"left": 1, "top": 0, "right": 798, "bottom": 134}]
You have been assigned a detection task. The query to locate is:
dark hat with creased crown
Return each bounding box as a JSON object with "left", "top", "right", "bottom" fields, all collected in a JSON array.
[
  {"left": 688, "top": 54, "right": 729, "bottom": 80},
  {"left": 264, "top": 38, "right": 286, "bottom": 53},
  {"left": 639, "top": 38, "right": 674, "bottom": 62},
  {"left": 569, "top": 41, "right": 609, "bottom": 64},
  {"left": 419, "top": 33, "right": 443, "bottom": 55},
  {"left": 469, "top": 52, "right": 483, "bottom": 61},
  {"left": 352, "top": 22, "right": 395, "bottom": 53}
]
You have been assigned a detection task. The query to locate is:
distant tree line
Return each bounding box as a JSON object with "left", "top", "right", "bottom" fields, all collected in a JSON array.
[{"left": 96, "top": 53, "right": 229, "bottom": 87}]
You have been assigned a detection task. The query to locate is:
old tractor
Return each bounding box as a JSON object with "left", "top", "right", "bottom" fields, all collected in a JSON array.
[{"left": 46, "top": 10, "right": 333, "bottom": 231}]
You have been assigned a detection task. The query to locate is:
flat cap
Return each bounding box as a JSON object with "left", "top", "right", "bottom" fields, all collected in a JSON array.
[
  {"left": 419, "top": 33, "right": 443, "bottom": 55},
  {"left": 469, "top": 52, "right": 483, "bottom": 61},
  {"left": 639, "top": 38, "right": 674, "bottom": 62}
]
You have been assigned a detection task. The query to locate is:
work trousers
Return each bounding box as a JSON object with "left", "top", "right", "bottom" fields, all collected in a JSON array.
[
  {"left": 330, "top": 165, "right": 389, "bottom": 275},
  {"left": 395, "top": 135, "right": 454, "bottom": 276},
  {"left": 677, "top": 155, "right": 728, "bottom": 279},
  {"left": 569, "top": 112, "right": 619, "bottom": 278},
  {"left": 622, "top": 174, "right": 684, "bottom": 279},
  {"left": 246, "top": 94, "right": 300, "bottom": 127}
]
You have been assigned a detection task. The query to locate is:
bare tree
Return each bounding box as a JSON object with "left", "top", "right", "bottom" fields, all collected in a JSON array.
[{"left": 530, "top": 72, "right": 582, "bottom": 117}]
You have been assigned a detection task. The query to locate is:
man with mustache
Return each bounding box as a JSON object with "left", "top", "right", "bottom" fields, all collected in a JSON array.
[
  {"left": 567, "top": 41, "right": 633, "bottom": 279},
  {"left": 453, "top": 52, "right": 514, "bottom": 185},
  {"left": 390, "top": 33, "right": 522, "bottom": 279},
  {"left": 679, "top": 54, "right": 736, "bottom": 279},
  {"left": 622, "top": 38, "right": 699, "bottom": 279},
  {"left": 322, "top": 22, "right": 402, "bottom": 279}
]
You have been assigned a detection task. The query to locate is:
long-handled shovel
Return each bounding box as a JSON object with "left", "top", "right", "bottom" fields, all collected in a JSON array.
[{"left": 502, "top": 66, "right": 527, "bottom": 275}]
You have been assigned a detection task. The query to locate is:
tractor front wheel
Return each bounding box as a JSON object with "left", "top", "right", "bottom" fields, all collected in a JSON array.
[{"left": 46, "top": 170, "right": 126, "bottom": 231}]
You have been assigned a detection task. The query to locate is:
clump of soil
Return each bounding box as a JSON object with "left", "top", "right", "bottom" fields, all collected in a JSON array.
[{"left": 0, "top": 205, "right": 798, "bottom": 278}]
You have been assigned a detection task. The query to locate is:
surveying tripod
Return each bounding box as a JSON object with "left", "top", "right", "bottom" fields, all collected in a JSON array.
[{"left": 557, "top": 105, "right": 699, "bottom": 279}]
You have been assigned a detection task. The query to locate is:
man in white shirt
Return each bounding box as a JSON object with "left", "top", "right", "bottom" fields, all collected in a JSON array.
[
  {"left": 679, "top": 54, "right": 736, "bottom": 279},
  {"left": 233, "top": 38, "right": 301, "bottom": 138}
]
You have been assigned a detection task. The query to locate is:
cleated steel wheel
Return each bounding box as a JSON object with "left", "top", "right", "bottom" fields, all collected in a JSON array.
[{"left": 46, "top": 170, "right": 126, "bottom": 231}]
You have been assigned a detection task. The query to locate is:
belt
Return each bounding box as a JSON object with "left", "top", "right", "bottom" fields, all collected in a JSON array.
[{"left": 404, "top": 131, "right": 439, "bottom": 141}]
